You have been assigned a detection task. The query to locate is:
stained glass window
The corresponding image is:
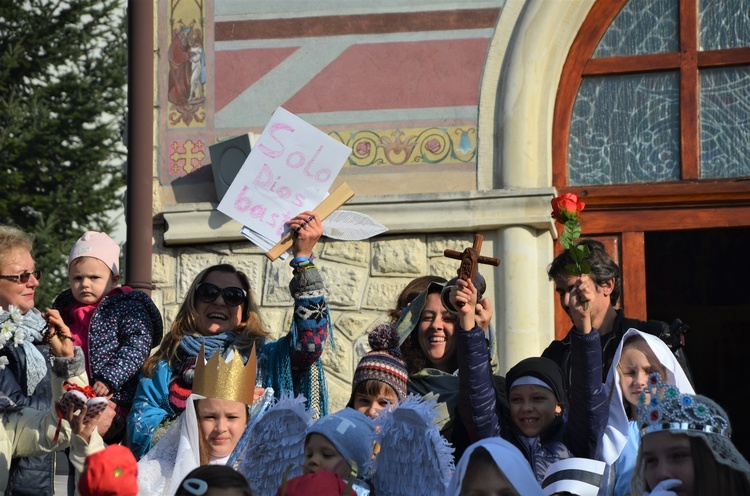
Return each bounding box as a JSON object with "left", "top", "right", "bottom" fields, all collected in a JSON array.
[
  {"left": 565, "top": 0, "right": 750, "bottom": 185},
  {"left": 700, "top": 66, "right": 750, "bottom": 178},
  {"left": 593, "top": 0, "right": 678, "bottom": 57},
  {"left": 699, "top": 0, "right": 750, "bottom": 51},
  {"left": 569, "top": 73, "right": 680, "bottom": 185}
]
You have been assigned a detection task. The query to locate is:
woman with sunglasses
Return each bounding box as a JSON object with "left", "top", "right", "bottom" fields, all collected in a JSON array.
[
  {"left": 127, "top": 211, "right": 331, "bottom": 459},
  {"left": 0, "top": 225, "right": 58, "bottom": 495}
]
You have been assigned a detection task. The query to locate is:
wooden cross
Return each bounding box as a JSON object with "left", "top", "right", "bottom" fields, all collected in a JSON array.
[{"left": 443, "top": 233, "right": 501, "bottom": 292}]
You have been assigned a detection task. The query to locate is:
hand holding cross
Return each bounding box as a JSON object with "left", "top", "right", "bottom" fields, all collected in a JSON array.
[{"left": 442, "top": 234, "right": 500, "bottom": 310}]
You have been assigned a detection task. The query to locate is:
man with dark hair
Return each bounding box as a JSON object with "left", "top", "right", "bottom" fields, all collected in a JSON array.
[{"left": 542, "top": 239, "right": 690, "bottom": 390}]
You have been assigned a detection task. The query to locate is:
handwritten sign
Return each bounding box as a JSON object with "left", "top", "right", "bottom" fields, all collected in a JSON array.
[{"left": 218, "top": 107, "right": 352, "bottom": 244}]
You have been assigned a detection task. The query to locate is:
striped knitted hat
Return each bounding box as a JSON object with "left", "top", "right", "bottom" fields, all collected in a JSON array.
[{"left": 352, "top": 324, "right": 408, "bottom": 400}]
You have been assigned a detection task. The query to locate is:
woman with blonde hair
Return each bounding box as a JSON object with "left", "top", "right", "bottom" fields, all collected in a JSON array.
[{"left": 127, "top": 211, "right": 331, "bottom": 459}]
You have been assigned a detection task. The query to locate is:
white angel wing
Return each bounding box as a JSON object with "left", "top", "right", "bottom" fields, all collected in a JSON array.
[
  {"left": 136, "top": 417, "right": 182, "bottom": 496},
  {"left": 372, "top": 395, "right": 455, "bottom": 496},
  {"left": 236, "top": 393, "right": 315, "bottom": 496},
  {"left": 322, "top": 210, "right": 388, "bottom": 240}
]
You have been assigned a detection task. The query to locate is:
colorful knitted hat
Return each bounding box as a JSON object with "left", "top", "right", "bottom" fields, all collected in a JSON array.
[
  {"left": 78, "top": 444, "right": 138, "bottom": 496},
  {"left": 69, "top": 231, "right": 120, "bottom": 276},
  {"left": 352, "top": 324, "right": 408, "bottom": 400}
]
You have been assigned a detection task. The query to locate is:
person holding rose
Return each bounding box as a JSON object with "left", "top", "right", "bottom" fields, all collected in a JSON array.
[{"left": 542, "top": 194, "right": 691, "bottom": 392}]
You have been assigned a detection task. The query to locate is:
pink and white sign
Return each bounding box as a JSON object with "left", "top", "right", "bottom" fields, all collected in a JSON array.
[{"left": 218, "top": 107, "right": 351, "bottom": 246}]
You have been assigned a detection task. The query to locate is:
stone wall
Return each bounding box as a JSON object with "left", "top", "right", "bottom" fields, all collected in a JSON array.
[{"left": 151, "top": 227, "right": 479, "bottom": 411}]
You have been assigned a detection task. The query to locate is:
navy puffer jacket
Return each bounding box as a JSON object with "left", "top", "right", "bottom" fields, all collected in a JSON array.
[
  {"left": 53, "top": 287, "right": 163, "bottom": 410},
  {"left": 0, "top": 344, "right": 55, "bottom": 495},
  {"left": 459, "top": 326, "right": 608, "bottom": 482}
]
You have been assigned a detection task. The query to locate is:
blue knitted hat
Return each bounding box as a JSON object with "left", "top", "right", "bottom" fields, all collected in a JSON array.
[{"left": 306, "top": 408, "right": 375, "bottom": 473}]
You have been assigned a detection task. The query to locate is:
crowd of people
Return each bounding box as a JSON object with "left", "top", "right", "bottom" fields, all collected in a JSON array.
[{"left": 0, "top": 217, "right": 748, "bottom": 496}]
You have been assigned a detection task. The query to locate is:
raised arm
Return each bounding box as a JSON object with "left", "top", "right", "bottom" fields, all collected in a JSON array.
[
  {"left": 454, "top": 279, "right": 501, "bottom": 441},
  {"left": 566, "top": 281, "right": 608, "bottom": 458},
  {"left": 285, "top": 211, "right": 328, "bottom": 372}
]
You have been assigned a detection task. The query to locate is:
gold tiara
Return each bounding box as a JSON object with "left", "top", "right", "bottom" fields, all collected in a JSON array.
[{"left": 193, "top": 344, "right": 257, "bottom": 406}]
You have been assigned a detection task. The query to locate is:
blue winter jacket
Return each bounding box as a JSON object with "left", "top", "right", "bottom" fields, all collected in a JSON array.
[{"left": 0, "top": 344, "right": 54, "bottom": 496}]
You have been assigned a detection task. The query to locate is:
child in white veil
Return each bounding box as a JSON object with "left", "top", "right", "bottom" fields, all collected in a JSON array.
[{"left": 599, "top": 329, "right": 694, "bottom": 496}]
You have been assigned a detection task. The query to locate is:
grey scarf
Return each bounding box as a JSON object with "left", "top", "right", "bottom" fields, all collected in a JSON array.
[{"left": 1, "top": 307, "right": 48, "bottom": 395}]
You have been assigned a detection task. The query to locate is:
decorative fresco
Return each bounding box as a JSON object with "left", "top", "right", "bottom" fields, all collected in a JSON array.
[
  {"left": 168, "top": 138, "right": 207, "bottom": 176},
  {"left": 167, "top": 0, "right": 206, "bottom": 128},
  {"left": 332, "top": 126, "right": 477, "bottom": 167}
]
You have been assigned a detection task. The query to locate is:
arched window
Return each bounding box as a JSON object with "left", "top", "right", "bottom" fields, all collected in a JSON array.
[{"left": 554, "top": 0, "right": 750, "bottom": 188}]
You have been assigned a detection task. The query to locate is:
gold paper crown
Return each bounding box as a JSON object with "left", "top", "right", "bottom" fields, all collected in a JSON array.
[{"left": 193, "top": 344, "right": 257, "bottom": 406}]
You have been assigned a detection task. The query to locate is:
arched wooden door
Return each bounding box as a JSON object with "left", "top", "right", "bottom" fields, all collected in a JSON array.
[{"left": 551, "top": 0, "right": 750, "bottom": 457}]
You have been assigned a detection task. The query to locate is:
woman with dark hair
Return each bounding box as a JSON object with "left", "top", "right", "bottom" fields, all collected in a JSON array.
[
  {"left": 631, "top": 376, "right": 750, "bottom": 495},
  {"left": 127, "top": 212, "right": 331, "bottom": 459},
  {"left": 391, "top": 275, "right": 507, "bottom": 461}
]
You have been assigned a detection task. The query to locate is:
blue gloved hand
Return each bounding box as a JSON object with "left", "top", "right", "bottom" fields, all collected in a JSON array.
[{"left": 643, "top": 478, "right": 682, "bottom": 496}]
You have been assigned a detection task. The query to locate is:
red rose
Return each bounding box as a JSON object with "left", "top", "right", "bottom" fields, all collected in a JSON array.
[{"left": 551, "top": 193, "right": 585, "bottom": 223}]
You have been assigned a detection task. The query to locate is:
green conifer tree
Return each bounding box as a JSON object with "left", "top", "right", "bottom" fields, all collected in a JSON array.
[{"left": 0, "top": 0, "right": 127, "bottom": 307}]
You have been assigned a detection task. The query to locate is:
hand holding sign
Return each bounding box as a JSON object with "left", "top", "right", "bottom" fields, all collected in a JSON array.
[{"left": 286, "top": 211, "right": 322, "bottom": 258}]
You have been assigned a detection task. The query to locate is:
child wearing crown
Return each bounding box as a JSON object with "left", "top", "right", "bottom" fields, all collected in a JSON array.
[
  {"left": 127, "top": 212, "right": 330, "bottom": 459},
  {"left": 600, "top": 329, "right": 694, "bottom": 496},
  {"left": 631, "top": 373, "right": 750, "bottom": 496},
  {"left": 137, "top": 345, "right": 261, "bottom": 495}
]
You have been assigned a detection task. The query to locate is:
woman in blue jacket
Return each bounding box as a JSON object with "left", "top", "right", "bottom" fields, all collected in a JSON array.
[{"left": 127, "top": 212, "right": 331, "bottom": 459}]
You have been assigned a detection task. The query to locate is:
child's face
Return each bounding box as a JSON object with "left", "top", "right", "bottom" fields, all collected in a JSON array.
[
  {"left": 642, "top": 431, "right": 694, "bottom": 496},
  {"left": 618, "top": 347, "right": 653, "bottom": 407},
  {"left": 352, "top": 385, "right": 398, "bottom": 419},
  {"left": 195, "top": 398, "right": 248, "bottom": 459},
  {"left": 417, "top": 293, "right": 459, "bottom": 372},
  {"left": 68, "top": 257, "right": 118, "bottom": 305},
  {"left": 508, "top": 385, "right": 560, "bottom": 438},
  {"left": 303, "top": 433, "right": 350, "bottom": 480},
  {"left": 460, "top": 463, "right": 519, "bottom": 496}
]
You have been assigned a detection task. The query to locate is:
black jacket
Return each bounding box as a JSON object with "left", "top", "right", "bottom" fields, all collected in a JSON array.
[
  {"left": 0, "top": 343, "right": 55, "bottom": 495},
  {"left": 542, "top": 309, "right": 692, "bottom": 393}
]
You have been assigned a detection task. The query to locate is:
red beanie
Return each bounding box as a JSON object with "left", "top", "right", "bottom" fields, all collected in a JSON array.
[{"left": 78, "top": 444, "right": 138, "bottom": 496}]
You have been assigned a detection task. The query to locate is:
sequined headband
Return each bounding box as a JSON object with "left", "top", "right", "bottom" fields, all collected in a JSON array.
[{"left": 637, "top": 372, "right": 731, "bottom": 438}]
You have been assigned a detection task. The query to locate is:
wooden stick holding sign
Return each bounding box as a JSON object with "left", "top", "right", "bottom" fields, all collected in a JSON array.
[{"left": 265, "top": 182, "right": 355, "bottom": 261}]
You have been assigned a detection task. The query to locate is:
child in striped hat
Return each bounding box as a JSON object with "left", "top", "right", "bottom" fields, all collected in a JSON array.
[{"left": 347, "top": 324, "right": 408, "bottom": 419}]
